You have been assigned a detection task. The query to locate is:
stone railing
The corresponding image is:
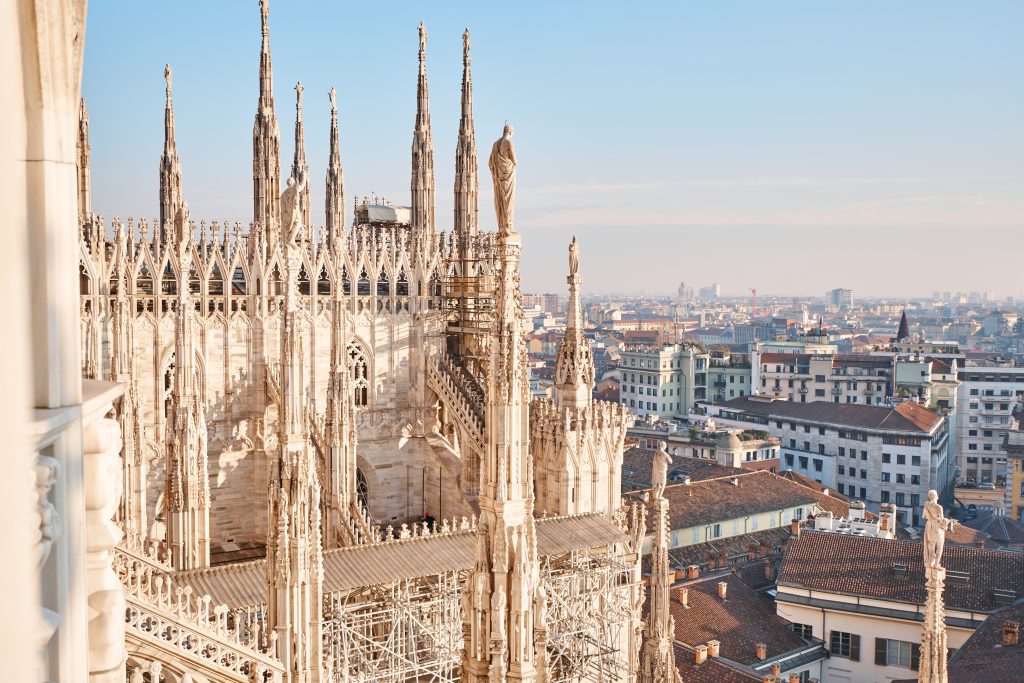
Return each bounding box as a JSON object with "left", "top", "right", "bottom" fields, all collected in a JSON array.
[
  {"left": 117, "top": 526, "right": 171, "bottom": 571},
  {"left": 114, "top": 548, "right": 284, "bottom": 682},
  {"left": 427, "top": 355, "right": 484, "bottom": 449}
]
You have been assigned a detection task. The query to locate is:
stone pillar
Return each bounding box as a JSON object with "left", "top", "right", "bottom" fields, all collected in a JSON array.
[
  {"left": 918, "top": 565, "right": 948, "bottom": 683},
  {"left": 83, "top": 418, "right": 126, "bottom": 682}
]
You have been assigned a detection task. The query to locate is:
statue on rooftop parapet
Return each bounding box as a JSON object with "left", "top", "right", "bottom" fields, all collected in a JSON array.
[
  {"left": 488, "top": 124, "right": 516, "bottom": 234},
  {"left": 651, "top": 440, "right": 672, "bottom": 500},
  {"left": 280, "top": 170, "right": 307, "bottom": 245},
  {"left": 923, "top": 489, "right": 954, "bottom": 569}
]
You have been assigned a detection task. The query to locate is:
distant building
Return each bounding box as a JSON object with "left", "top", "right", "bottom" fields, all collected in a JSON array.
[
  {"left": 618, "top": 343, "right": 708, "bottom": 419},
  {"left": 777, "top": 531, "right": 1024, "bottom": 683},
  {"left": 755, "top": 353, "right": 894, "bottom": 406},
  {"left": 705, "top": 395, "right": 952, "bottom": 526},
  {"left": 955, "top": 364, "right": 1024, "bottom": 486},
  {"left": 828, "top": 288, "right": 854, "bottom": 309}
]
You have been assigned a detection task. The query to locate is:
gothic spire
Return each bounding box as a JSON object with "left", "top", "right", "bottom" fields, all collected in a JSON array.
[
  {"left": 410, "top": 22, "right": 435, "bottom": 238},
  {"left": 165, "top": 210, "right": 211, "bottom": 570},
  {"left": 639, "top": 493, "right": 682, "bottom": 683},
  {"left": 454, "top": 28, "right": 478, "bottom": 249},
  {"left": 896, "top": 309, "right": 911, "bottom": 342},
  {"left": 253, "top": 0, "right": 282, "bottom": 235},
  {"left": 291, "top": 81, "right": 310, "bottom": 229},
  {"left": 555, "top": 237, "right": 595, "bottom": 410},
  {"left": 77, "top": 97, "right": 92, "bottom": 228},
  {"left": 325, "top": 87, "right": 345, "bottom": 243},
  {"left": 159, "top": 64, "right": 183, "bottom": 243},
  {"left": 461, "top": 189, "right": 546, "bottom": 680}
]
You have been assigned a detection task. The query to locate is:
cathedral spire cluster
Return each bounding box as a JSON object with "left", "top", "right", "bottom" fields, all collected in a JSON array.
[
  {"left": 159, "top": 64, "right": 183, "bottom": 242},
  {"left": 253, "top": 0, "right": 282, "bottom": 236},
  {"left": 411, "top": 22, "right": 436, "bottom": 239}
]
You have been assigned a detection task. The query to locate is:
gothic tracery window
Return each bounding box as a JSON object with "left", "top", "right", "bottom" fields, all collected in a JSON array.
[{"left": 348, "top": 340, "right": 369, "bottom": 407}]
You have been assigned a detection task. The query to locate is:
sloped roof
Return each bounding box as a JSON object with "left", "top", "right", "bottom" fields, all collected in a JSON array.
[
  {"left": 948, "top": 600, "right": 1024, "bottom": 682},
  {"left": 717, "top": 395, "right": 942, "bottom": 434},
  {"left": 176, "top": 513, "right": 626, "bottom": 609},
  {"left": 670, "top": 573, "right": 808, "bottom": 665},
  {"left": 778, "top": 530, "right": 1024, "bottom": 612}
]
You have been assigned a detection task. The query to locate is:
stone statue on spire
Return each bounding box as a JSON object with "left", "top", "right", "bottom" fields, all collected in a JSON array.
[
  {"left": 488, "top": 124, "right": 517, "bottom": 234},
  {"left": 569, "top": 236, "right": 580, "bottom": 278},
  {"left": 923, "top": 489, "right": 953, "bottom": 569},
  {"left": 295, "top": 80, "right": 303, "bottom": 109},
  {"left": 165, "top": 64, "right": 172, "bottom": 94},
  {"left": 329, "top": 86, "right": 336, "bottom": 111},
  {"left": 280, "top": 171, "right": 307, "bottom": 245},
  {"left": 418, "top": 22, "right": 428, "bottom": 52}
]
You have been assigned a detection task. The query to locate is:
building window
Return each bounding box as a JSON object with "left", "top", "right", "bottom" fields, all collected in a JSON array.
[
  {"left": 799, "top": 456, "right": 809, "bottom": 469},
  {"left": 839, "top": 465, "right": 846, "bottom": 475},
  {"left": 785, "top": 453, "right": 794, "bottom": 467},
  {"left": 839, "top": 447, "right": 846, "bottom": 457},
  {"left": 875, "top": 638, "right": 920, "bottom": 670},
  {"left": 707, "top": 523, "right": 722, "bottom": 539},
  {"left": 813, "top": 459, "right": 823, "bottom": 472},
  {"left": 912, "top": 455, "right": 922, "bottom": 466},
  {"left": 896, "top": 492, "right": 906, "bottom": 506},
  {"left": 818, "top": 444, "right": 825, "bottom": 455},
  {"left": 792, "top": 623, "right": 814, "bottom": 639},
  {"left": 896, "top": 473, "right": 906, "bottom": 484},
  {"left": 911, "top": 493, "right": 920, "bottom": 507},
  {"left": 882, "top": 472, "right": 890, "bottom": 482},
  {"left": 883, "top": 453, "right": 891, "bottom": 464},
  {"left": 911, "top": 475, "right": 920, "bottom": 485},
  {"left": 830, "top": 631, "right": 861, "bottom": 661},
  {"left": 897, "top": 454, "right": 906, "bottom": 465},
  {"left": 881, "top": 490, "right": 890, "bottom": 502}
]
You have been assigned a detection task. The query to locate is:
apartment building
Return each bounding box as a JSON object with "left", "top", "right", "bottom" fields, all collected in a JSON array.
[
  {"left": 618, "top": 343, "right": 708, "bottom": 419},
  {"left": 955, "top": 364, "right": 1024, "bottom": 486},
  {"left": 706, "top": 396, "right": 952, "bottom": 526},
  {"left": 756, "top": 353, "right": 894, "bottom": 406},
  {"left": 707, "top": 350, "right": 752, "bottom": 403},
  {"left": 777, "top": 531, "right": 1024, "bottom": 683}
]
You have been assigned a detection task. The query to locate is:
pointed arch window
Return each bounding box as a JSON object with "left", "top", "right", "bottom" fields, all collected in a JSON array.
[
  {"left": 231, "top": 265, "right": 246, "bottom": 295},
  {"left": 209, "top": 264, "right": 224, "bottom": 295},
  {"left": 396, "top": 268, "right": 409, "bottom": 296},
  {"left": 348, "top": 340, "right": 369, "bottom": 407},
  {"left": 298, "top": 264, "right": 311, "bottom": 295},
  {"left": 357, "top": 267, "right": 370, "bottom": 296},
  {"left": 376, "top": 268, "right": 390, "bottom": 296},
  {"left": 341, "top": 266, "right": 351, "bottom": 295},
  {"left": 161, "top": 262, "right": 177, "bottom": 295},
  {"left": 317, "top": 266, "right": 331, "bottom": 295}
]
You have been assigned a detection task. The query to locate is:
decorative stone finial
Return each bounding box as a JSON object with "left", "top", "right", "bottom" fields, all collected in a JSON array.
[{"left": 328, "top": 87, "right": 336, "bottom": 112}]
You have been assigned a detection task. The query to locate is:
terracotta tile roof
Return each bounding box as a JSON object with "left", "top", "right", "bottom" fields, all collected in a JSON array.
[
  {"left": 779, "top": 469, "right": 849, "bottom": 502},
  {"left": 673, "top": 643, "right": 760, "bottom": 683},
  {"left": 622, "top": 448, "right": 744, "bottom": 492},
  {"left": 634, "top": 471, "right": 823, "bottom": 533},
  {"left": 717, "top": 395, "right": 943, "bottom": 434},
  {"left": 670, "top": 573, "right": 809, "bottom": 665},
  {"left": 948, "top": 600, "right": 1024, "bottom": 682},
  {"left": 778, "top": 530, "right": 1024, "bottom": 612},
  {"left": 892, "top": 400, "right": 944, "bottom": 432}
]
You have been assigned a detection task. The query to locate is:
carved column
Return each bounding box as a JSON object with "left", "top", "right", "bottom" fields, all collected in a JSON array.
[
  {"left": 919, "top": 566, "right": 948, "bottom": 683},
  {"left": 83, "top": 417, "right": 126, "bottom": 682}
]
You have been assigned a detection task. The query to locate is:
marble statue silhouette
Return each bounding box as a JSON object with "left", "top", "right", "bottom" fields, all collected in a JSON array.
[
  {"left": 923, "top": 489, "right": 954, "bottom": 568},
  {"left": 488, "top": 124, "right": 516, "bottom": 234},
  {"left": 651, "top": 441, "right": 673, "bottom": 500}
]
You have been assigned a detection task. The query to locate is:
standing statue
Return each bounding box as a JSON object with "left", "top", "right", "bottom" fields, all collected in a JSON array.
[
  {"left": 923, "top": 489, "right": 954, "bottom": 569},
  {"left": 651, "top": 441, "right": 673, "bottom": 500},
  {"left": 280, "top": 171, "right": 307, "bottom": 245},
  {"left": 568, "top": 236, "right": 580, "bottom": 277},
  {"left": 488, "top": 124, "right": 517, "bottom": 234},
  {"left": 490, "top": 584, "right": 507, "bottom": 641}
]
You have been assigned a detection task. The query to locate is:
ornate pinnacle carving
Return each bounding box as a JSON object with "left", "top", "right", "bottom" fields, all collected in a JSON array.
[
  {"left": 326, "top": 86, "right": 345, "bottom": 244},
  {"left": 159, "top": 64, "right": 183, "bottom": 244},
  {"left": 411, "top": 22, "right": 435, "bottom": 238},
  {"left": 554, "top": 237, "right": 595, "bottom": 410}
]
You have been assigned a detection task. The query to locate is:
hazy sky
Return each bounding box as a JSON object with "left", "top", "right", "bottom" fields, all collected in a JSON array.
[{"left": 82, "top": 1, "right": 1024, "bottom": 299}]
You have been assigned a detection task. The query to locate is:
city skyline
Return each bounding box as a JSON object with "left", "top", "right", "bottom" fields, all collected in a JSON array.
[{"left": 82, "top": 1, "right": 1024, "bottom": 298}]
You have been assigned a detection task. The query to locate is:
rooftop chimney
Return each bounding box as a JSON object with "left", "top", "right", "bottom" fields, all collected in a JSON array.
[
  {"left": 677, "top": 587, "right": 689, "bottom": 608},
  {"left": 789, "top": 675, "right": 801, "bottom": 683},
  {"left": 762, "top": 676, "right": 775, "bottom": 683},
  {"left": 731, "top": 477, "right": 740, "bottom": 487},
  {"left": 790, "top": 519, "right": 801, "bottom": 537},
  {"left": 814, "top": 510, "right": 834, "bottom": 531},
  {"left": 1004, "top": 620, "right": 1020, "bottom": 646},
  {"left": 687, "top": 564, "right": 699, "bottom": 580},
  {"left": 717, "top": 581, "right": 728, "bottom": 600},
  {"left": 849, "top": 500, "right": 866, "bottom": 521},
  {"left": 755, "top": 642, "right": 767, "bottom": 661},
  {"left": 708, "top": 640, "right": 720, "bottom": 658},
  {"left": 822, "top": 488, "right": 830, "bottom": 497},
  {"left": 771, "top": 663, "right": 782, "bottom": 676},
  {"left": 683, "top": 475, "right": 691, "bottom": 485},
  {"left": 695, "top": 645, "right": 708, "bottom": 665}
]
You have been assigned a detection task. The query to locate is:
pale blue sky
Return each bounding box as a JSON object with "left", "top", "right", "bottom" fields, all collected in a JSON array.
[{"left": 83, "top": 1, "right": 1024, "bottom": 298}]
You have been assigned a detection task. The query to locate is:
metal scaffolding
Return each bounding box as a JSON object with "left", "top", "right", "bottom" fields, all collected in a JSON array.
[
  {"left": 321, "top": 545, "right": 639, "bottom": 683},
  {"left": 543, "top": 547, "right": 639, "bottom": 683},
  {"left": 324, "top": 571, "right": 465, "bottom": 683}
]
